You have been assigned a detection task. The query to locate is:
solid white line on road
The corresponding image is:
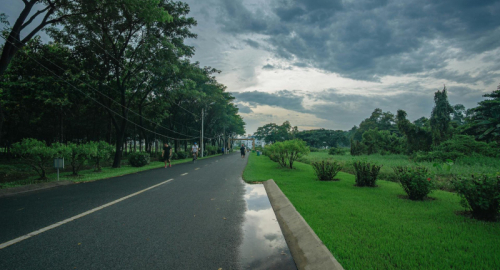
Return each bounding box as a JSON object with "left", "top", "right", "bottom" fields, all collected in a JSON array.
[
  {"left": 181, "top": 173, "right": 188, "bottom": 176},
  {"left": 195, "top": 168, "right": 200, "bottom": 170},
  {"left": 0, "top": 178, "right": 174, "bottom": 250}
]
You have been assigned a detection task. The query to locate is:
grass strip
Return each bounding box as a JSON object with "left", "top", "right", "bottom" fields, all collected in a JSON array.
[
  {"left": 1, "top": 155, "right": 218, "bottom": 189},
  {"left": 244, "top": 152, "right": 500, "bottom": 270}
]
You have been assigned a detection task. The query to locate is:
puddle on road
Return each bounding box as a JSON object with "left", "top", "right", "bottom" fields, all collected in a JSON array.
[{"left": 239, "top": 183, "right": 297, "bottom": 270}]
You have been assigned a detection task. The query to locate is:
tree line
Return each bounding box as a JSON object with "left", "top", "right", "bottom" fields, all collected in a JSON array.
[
  {"left": 0, "top": 0, "right": 245, "bottom": 167},
  {"left": 254, "top": 85, "right": 500, "bottom": 160}
]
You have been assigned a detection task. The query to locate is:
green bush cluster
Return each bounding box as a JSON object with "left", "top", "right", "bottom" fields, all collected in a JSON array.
[
  {"left": 128, "top": 152, "right": 150, "bottom": 167},
  {"left": 309, "top": 147, "right": 320, "bottom": 152},
  {"left": 350, "top": 139, "right": 366, "bottom": 156},
  {"left": 11, "top": 138, "right": 114, "bottom": 179},
  {"left": 353, "top": 161, "right": 382, "bottom": 187},
  {"left": 205, "top": 145, "right": 218, "bottom": 155},
  {"left": 176, "top": 151, "right": 188, "bottom": 159},
  {"left": 312, "top": 160, "right": 343, "bottom": 181},
  {"left": 452, "top": 174, "right": 500, "bottom": 221},
  {"left": 328, "top": 147, "right": 346, "bottom": 155},
  {"left": 393, "top": 166, "right": 434, "bottom": 200},
  {"left": 266, "top": 139, "right": 309, "bottom": 169}
]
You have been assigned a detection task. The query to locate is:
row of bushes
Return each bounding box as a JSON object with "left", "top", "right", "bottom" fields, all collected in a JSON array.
[
  {"left": 12, "top": 138, "right": 115, "bottom": 180},
  {"left": 310, "top": 158, "right": 500, "bottom": 221}
]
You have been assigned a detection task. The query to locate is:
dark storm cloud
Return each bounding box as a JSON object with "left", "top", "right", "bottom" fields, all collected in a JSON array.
[
  {"left": 262, "top": 64, "right": 275, "bottom": 70},
  {"left": 236, "top": 103, "right": 253, "bottom": 113},
  {"left": 215, "top": 0, "right": 500, "bottom": 83},
  {"left": 232, "top": 90, "right": 306, "bottom": 111},
  {"left": 243, "top": 38, "right": 260, "bottom": 49}
]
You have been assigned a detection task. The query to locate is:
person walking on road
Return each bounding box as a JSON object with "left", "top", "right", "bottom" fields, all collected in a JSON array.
[
  {"left": 192, "top": 142, "right": 199, "bottom": 162},
  {"left": 240, "top": 144, "right": 246, "bottom": 158},
  {"left": 162, "top": 142, "right": 172, "bottom": 168}
]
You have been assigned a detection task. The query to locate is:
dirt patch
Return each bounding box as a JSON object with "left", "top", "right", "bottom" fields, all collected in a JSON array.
[{"left": 397, "top": 194, "right": 437, "bottom": 201}]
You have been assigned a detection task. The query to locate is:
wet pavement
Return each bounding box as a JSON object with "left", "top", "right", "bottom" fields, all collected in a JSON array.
[{"left": 239, "top": 181, "right": 297, "bottom": 270}]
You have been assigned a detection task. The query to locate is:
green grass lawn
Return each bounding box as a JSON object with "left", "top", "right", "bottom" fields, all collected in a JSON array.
[
  {"left": 244, "top": 152, "right": 500, "bottom": 270},
  {"left": 0, "top": 155, "right": 216, "bottom": 189}
]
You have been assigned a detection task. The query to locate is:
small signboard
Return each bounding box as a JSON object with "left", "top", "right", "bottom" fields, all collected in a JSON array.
[{"left": 54, "top": 158, "right": 64, "bottom": 169}]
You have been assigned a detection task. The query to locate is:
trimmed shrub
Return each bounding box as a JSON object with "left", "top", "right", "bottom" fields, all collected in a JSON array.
[
  {"left": 393, "top": 166, "right": 434, "bottom": 200},
  {"left": 88, "top": 141, "right": 114, "bottom": 172},
  {"left": 11, "top": 138, "right": 57, "bottom": 180},
  {"left": 176, "top": 151, "right": 188, "bottom": 159},
  {"left": 265, "top": 140, "right": 309, "bottom": 169},
  {"left": 312, "top": 161, "right": 343, "bottom": 181},
  {"left": 452, "top": 174, "right": 500, "bottom": 221},
  {"left": 328, "top": 147, "right": 346, "bottom": 155},
  {"left": 353, "top": 161, "right": 382, "bottom": 187},
  {"left": 65, "top": 142, "right": 93, "bottom": 176},
  {"left": 128, "top": 152, "right": 150, "bottom": 167}
]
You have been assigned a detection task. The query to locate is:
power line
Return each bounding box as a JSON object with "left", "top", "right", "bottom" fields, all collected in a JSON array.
[{"left": 1, "top": 36, "right": 199, "bottom": 141}]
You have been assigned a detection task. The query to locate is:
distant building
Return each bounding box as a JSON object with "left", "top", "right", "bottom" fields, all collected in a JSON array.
[{"left": 233, "top": 135, "right": 266, "bottom": 149}]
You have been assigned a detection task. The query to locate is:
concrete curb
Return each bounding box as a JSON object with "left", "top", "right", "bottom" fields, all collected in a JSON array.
[
  {"left": 0, "top": 181, "right": 74, "bottom": 198},
  {"left": 264, "top": 179, "right": 344, "bottom": 270}
]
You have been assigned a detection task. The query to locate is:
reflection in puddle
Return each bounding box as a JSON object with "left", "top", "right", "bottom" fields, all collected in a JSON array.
[{"left": 239, "top": 183, "right": 297, "bottom": 270}]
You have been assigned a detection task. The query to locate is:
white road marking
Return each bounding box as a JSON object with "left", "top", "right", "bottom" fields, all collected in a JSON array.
[
  {"left": 195, "top": 168, "right": 200, "bottom": 170},
  {"left": 181, "top": 173, "right": 188, "bottom": 176},
  {"left": 0, "top": 178, "right": 174, "bottom": 250}
]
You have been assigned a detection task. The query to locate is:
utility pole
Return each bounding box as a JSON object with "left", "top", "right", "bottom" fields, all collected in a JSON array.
[{"left": 201, "top": 108, "right": 204, "bottom": 158}]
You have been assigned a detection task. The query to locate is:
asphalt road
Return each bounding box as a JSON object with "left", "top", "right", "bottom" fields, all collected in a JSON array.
[{"left": 0, "top": 153, "right": 255, "bottom": 269}]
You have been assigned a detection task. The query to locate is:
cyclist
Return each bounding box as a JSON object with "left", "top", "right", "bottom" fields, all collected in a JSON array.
[{"left": 192, "top": 142, "right": 199, "bottom": 161}]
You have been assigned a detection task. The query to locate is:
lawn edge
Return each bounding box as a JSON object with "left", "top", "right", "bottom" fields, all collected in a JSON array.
[
  {"left": 263, "top": 179, "right": 344, "bottom": 270},
  {"left": 0, "top": 180, "right": 73, "bottom": 198},
  {"left": 0, "top": 154, "right": 221, "bottom": 196}
]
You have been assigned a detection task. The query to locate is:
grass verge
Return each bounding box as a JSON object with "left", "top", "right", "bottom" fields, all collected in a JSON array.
[
  {"left": 244, "top": 152, "right": 500, "bottom": 270},
  {"left": 0, "top": 155, "right": 216, "bottom": 189}
]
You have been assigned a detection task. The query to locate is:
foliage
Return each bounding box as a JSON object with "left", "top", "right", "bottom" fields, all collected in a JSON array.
[
  {"left": 295, "top": 128, "right": 349, "bottom": 148},
  {"left": 414, "top": 135, "right": 499, "bottom": 162},
  {"left": 353, "top": 161, "right": 382, "bottom": 187},
  {"left": 396, "top": 110, "right": 432, "bottom": 153},
  {"left": 350, "top": 139, "right": 366, "bottom": 156},
  {"left": 393, "top": 166, "right": 434, "bottom": 200},
  {"left": 11, "top": 138, "right": 58, "bottom": 180},
  {"left": 88, "top": 141, "right": 114, "bottom": 172},
  {"left": 205, "top": 145, "right": 218, "bottom": 155},
  {"left": 464, "top": 85, "right": 500, "bottom": 143},
  {"left": 352, "top": 108, "right": 397, "bottom": 141},
  {"left": 64, "top": 142, "right": 93, "bottom": 176},
  {"left": 430, "top": 87, "right": 454, "bottom": 146},
  {"left": 127, "top": 152, "right": 151, "bottom": 167},
  {"left": 311, "top": 160, "right": 343, "bottom": 181},
  {"left": 309, "top": 147, "right": 320, "bottom": 152},
  {"left": 452, "top": 174, "right": 500, "bottom": 221},
  {"left": 328, "top": 147, "right": 346, "bottom": 155},
  {"left": 253, "top": 121, "right": 298, "bottom": 143},
  {"left": 266, "top": 140, "right": 309, "bottom": 169},
  {"left": 284, "top": 139, "right": 309, "bottom": 169},
  {"left": 361, "top": 128, "right": 405, "bottom": 155},
  {"left": 176, "top": 151, "right": 188, "bottom": 159},
  {"left": 171, "top": 152, "right": 178, "bottom": 160}
]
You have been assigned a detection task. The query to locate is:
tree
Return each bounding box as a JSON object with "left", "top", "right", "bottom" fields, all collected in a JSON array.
[
  {"left": 396, "top": 110, "right": 432, "bottom": 153},
  {"left": 0, "top": 0, "right": 167, "bottom": 145},
  {"left": 464, "top": 85, "right": 500, "bottom": 143},
  {"left": 430, "top": 86, "right": 453, "bottom": 146},
  {"left": 51, "top": 0, "right": 189, "bottom": 167}
]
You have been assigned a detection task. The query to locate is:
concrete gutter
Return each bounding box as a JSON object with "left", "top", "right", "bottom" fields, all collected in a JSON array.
[
  {"left": 0, "top": 181, "right": 73, "bottom": 198},
  {"left": 264, "top": 179, "right": 344, "bottom": 270}
]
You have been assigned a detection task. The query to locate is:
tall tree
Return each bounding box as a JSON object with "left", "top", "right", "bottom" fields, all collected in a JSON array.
[
  {"left": 464, "top": 85, "right": 500, "bottom": 143},
  {"left": 430, "top": 86, "right": 453, "bottom": 146}
]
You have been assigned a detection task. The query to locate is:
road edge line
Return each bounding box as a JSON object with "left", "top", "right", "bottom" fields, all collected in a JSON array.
[
  {"left": 0, "top": 179, "right": 174, "bottom": 250},
  {"left": 263, "top": 179, "right": 344, "bottom": 270}
]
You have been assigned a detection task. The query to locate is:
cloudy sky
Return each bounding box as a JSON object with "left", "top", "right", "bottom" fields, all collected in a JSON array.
[{"left": 3, "top": 0, "right": 500, "bottom": 133}]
